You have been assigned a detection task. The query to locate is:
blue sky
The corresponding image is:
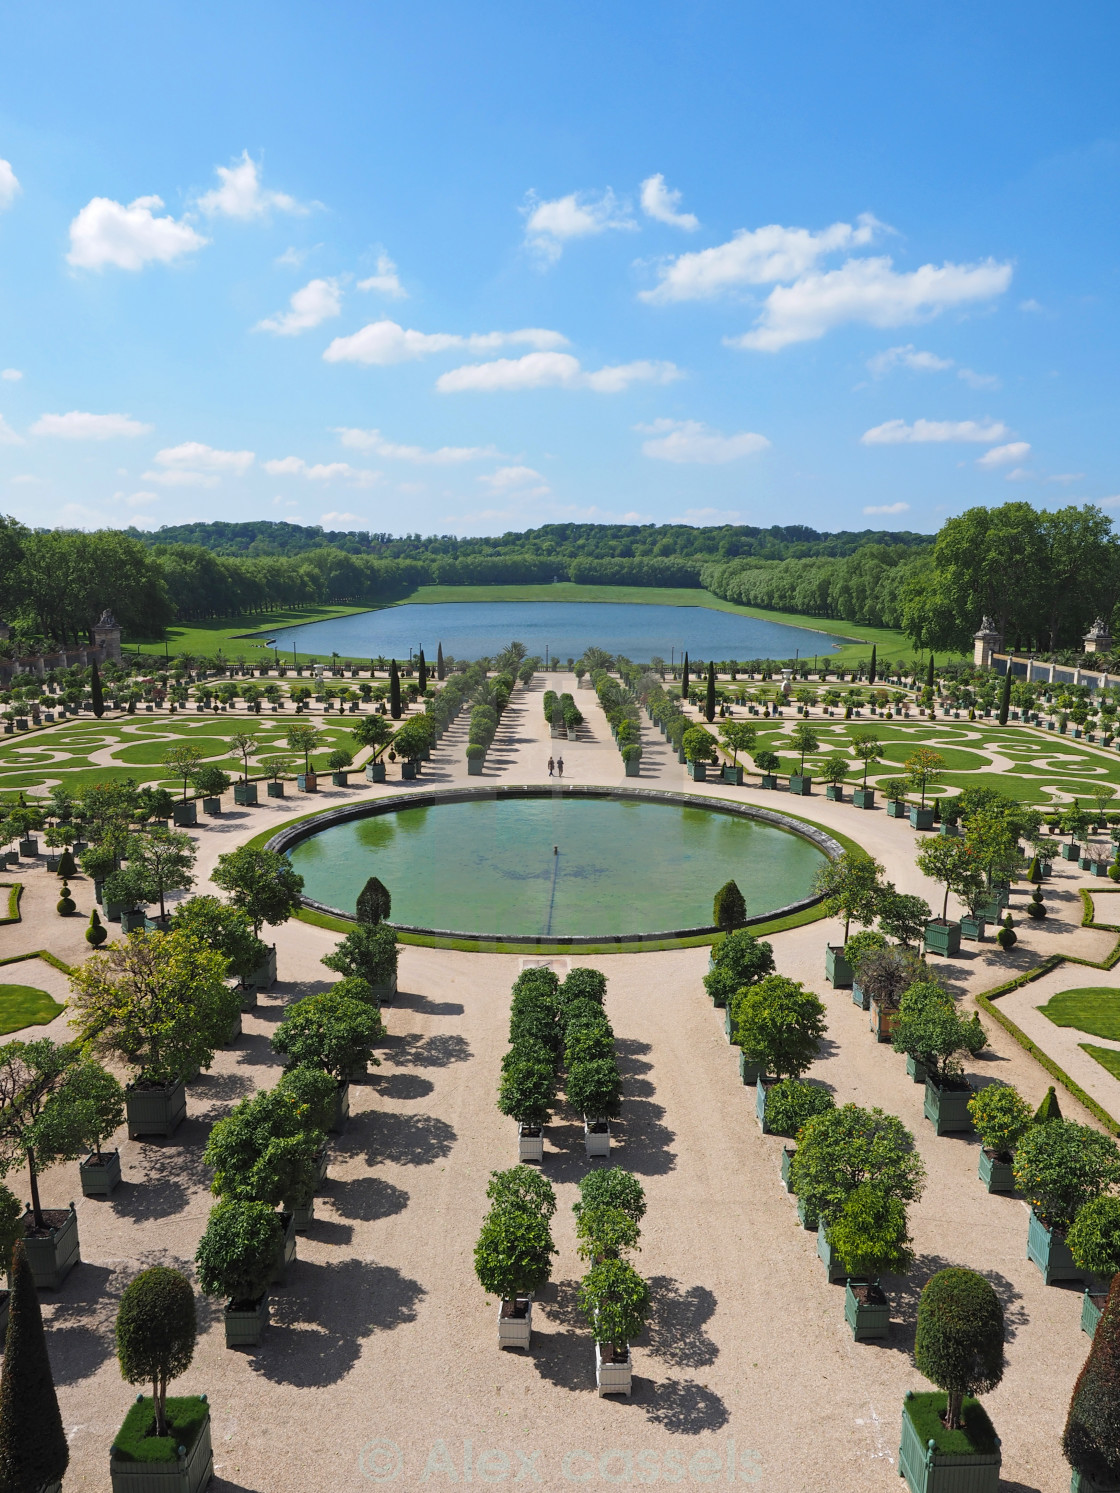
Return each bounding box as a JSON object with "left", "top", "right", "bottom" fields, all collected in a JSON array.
[{"left": 0, "top": 1, "right": 1117, "bottom": 538}]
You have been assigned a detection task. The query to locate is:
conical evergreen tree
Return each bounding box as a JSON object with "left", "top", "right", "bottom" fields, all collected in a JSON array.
[
  {"left": 1064, "top": 1273, "right": 1120, "bottom": 1485},
  {"left": 680, "top": 653, "right": 689, "bottom": 699},
  {"left": 998, "top": 669, "right": 1012, "bottom": 726},
  {"left": 1034, "top": 1085, "right": 1062, "bottom": 1123},
  {"left": 705, "top": 662, "right": 716, "bottom": 722},
  {"left": 926, "top": 654, "right": 935, "bottom": 691},
  {"left": 0, "top": 1242, "right": 69, "bottom": 1492},
  {"left": 436, "top": 643, "right": 445, "bottom": 681},
  {"left": 90, "top": 658, "right": 104, "bottom": 718},
  {"left": 417, "top": 648, "right": 427, "bottom": 696},
  {"left": 389, "top": 660, "right": 402, "bottom": 720},
  {"left": 869, "top": 645, "right": 877, "bottom": 684}
]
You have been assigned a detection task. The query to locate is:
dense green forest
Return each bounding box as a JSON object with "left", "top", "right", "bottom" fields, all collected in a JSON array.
[{"left": 2, "top": 503, "right": 1117, "bottom": 662}]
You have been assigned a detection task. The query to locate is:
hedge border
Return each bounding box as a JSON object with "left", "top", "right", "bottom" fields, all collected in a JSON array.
[
  {"left": 0, "top": 948, "right": 74, "bottom": 975},
  {"left": 0, "top": 883, "right": 22, "bottom": 925}
]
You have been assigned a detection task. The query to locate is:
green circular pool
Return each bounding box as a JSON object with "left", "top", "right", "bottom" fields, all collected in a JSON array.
[{"left": 285, "top": 792, "right": 828, "bottom": 940}]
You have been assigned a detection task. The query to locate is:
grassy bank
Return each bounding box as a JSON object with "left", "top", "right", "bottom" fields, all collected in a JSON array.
[{"left": 124, "top": 604, "right": 370, "bottom": 662}]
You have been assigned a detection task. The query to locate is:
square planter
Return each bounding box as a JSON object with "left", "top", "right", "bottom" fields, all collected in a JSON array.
[
  {"left": 371, "top": 971, "right": 397, "bottom": 1006},
  {"left": 898, "top": 1392, "right": 1001, "bottom": 1493},
  {"left": 518, "top": 1124, "right": 544, "bottom": 1162},
  {"left": 18, "top": 837, "right": 39, "bottom": 857},
  {"left": 738, "top": 1050, "right": 761, "bottom": 1086},
  {"left": 723, "top": 1005, "right": 734, "bottom": 1041},
  {"left": 755, "top": 1076, "right": 776, "bottom": 1133},
  {"left": 870, "top": 999, "right": 900, "bottom": 1043},
  {"left": 291, "top": 1199, "right": 315, "bottom": 1232},
  {"left": 270, "top": 1210, "right": 297, "bottom": 1286},
  {"left": 110, "top": 1396, "right": 214, "bottom": 1493},
  {"left": 722, "top": 764, "right": 743, "bottom": 785},
  {"left": 595, "top": 1342, "right": 632, "bottom": 1398},
  {"left": 825, "top": 784, "right": 845, "bottom": 801},
  {"left": 126, "top": 1080, "right": 187, "bottom": 1140},
  {"left": 825, "top": 944, "right": 853, "bottom": 989},
  {"left": 906, "top": 1055, "right": 928, "bottom": 1084},
  {"left": 796, "top": 1195, "right": 818, "bottom": 1230},
  {"left": 21, "top": 1204, "right": 80, "bottom": 1290},
  {"left": 923, "top": 920, "right": 962, "bottom": 957},
  {"left": 623, "top": 757, "right": 642, "bottom": 777},
  {"left": 978, "top": 1149, "right": 1015, "bottom": 1193},
  {"left": 853, "top": 787, "right": 876, "bottom": 809},
  {"left": 237, "top": 983, "right": 258, "bottom": 1012},
  {"left": 960, "top": 915, "right": 987, "bottom": 941},
  {"left": 172, "top": 802, "right": 197, "bottom": 828},
  {"left": 1079, "top": 855, "right": 1093, "bottom": 871},
  {"left": 816, "top": 1220, "right": 849, "bottom": 1283},
  {"left": 313, "top": 1143, "right": 329, "bottom": 1191},
  {"left": 297, "top": 773, "right": 318, "bottom": 792},
  {"left": 924, "top": 1078, "right": 974, "bottom": 1135},
  {"left": 845, "top": 1280, "right": 890, "bottom": 1341},
  {"left": 687, "top": 760, "right": 708, "bottom": 781},
  {"left": 759, "top": 773, "right": 778, "bottom": 789},
  {"left": 401, "top": 762, "right": 418, "bottom": 780},
  {"left": 1082, "top": 1289, "right": 1108, "bottom": 1339},
  {"left": 79, "top": 1148, "right": 122, "bottom": 1198},
  {"left": 467, "top": 758, "right": 484, "bottom": 775},
  {"left": 233, "top": 781, "right": 258, "bottom": 806},
  {"left": 780, "top": 1146, "right": 795, "bottom": 1193},
  {"left": 1027, "top": 1208, "right": 1083, "bottom": 1285},
  {"left": 223, "top": 1011, "right": 242, "bottom": 1046},
  {"left": 788, "top": 774, "right": 812, "bottom": 796},
  {"left": 45, "top": 853, "right": 61, "bottom": 872},
  {"left": 224, "top": 1297, "right": 268, "bottom": 1348},
  {"left": 330, "top": 1082, "right": 350, "bottom": 1134},
  {"left": 201, "top": 797, "right": 222, "bottom": 816},
  {"left": 910, "top": 806, "right": 935, "bottom": 830},
  {"left": 331, "top": 771, "right": 349, "bottom": 786},
  {"left": 852, "top": 979, "right": 869, "bottom": 1010},
  {"left": 266, "top": 781, "right": 285, "bottom": 797},
  {"left": 584, "top": 1119, "right": 611, "bottom": 1158},
  {"left": 120, "top": 909, "right": 147, "bottom": 934},
  {"left": 365, "top": 761, "right": 387, "bottom": 783},
  {"left": 939, "top": 822, "right": 960, "bottom": 837},
  {"left": 498, "top": 1297, "right": 532, "bottom": 1351},
  {"left": 245, "top": 945, "right": 277, "bottom": 991},
  {"left": 1071, "top": 1469, "right": 1120, "bottom": 1492},
  {"left": 886, "top": 799, "right": 909, "bottom": 818},
  {"left": 1062, "top": 842, "right": 1082, "bottom": 860}
]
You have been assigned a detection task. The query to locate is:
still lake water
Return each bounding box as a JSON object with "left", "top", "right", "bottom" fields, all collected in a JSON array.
[{"left": 260, "top": 600, "right": 847, "bottom": 663}]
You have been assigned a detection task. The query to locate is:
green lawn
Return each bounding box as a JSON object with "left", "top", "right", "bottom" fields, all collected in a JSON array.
[
  {"left": 0, "top": 983, "right": 65, "bottom": 1035},
  {"left": 1038, "top": 988, "right": 1120, "bottom": 1041},
  {"left": 125, "top": 603, "right": 371, "bottom": 661},
  {"left": 1082, "top": 1044, "right": 1120, "bottom": 1081}
]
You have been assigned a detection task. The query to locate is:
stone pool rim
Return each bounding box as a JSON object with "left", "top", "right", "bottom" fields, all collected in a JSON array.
[{"left": 265, "top": 783, "right": 844, "bottom": 947}]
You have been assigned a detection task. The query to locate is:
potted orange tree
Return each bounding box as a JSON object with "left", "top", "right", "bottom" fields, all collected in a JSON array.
[
  {"left": 473, "top": 1167, "right": 557, "bottom": 1351},
  {"left": 966, "top": 1083, "right": 1032, "bottom": 1194}
]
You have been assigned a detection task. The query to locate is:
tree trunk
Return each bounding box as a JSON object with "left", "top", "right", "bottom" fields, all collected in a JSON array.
[
  {"left": 154, "top": 1372, "right": 167, "bottom": 1437},
  {"left": 945, "top": 1389, "right": 963, "bottom": 1431},
  {"left": 26, "top": 1147, "right": 43, "bottom": 1229}
]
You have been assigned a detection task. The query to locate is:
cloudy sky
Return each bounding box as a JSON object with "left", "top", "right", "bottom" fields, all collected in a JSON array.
[{"left": 0, "top": 2, "right": 1116, "bottom": 536}]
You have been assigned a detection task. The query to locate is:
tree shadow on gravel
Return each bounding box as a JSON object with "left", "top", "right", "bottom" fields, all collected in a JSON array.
[
  {"left": 249, "top": 1258, "right": 426, "bottom": 1386},
  {"left": 45, "top": 1264, "right": 116, "bottom": 1383},
  {"left": 639, "top": 1378, "right": 730, "bottom": 1435},
  {"left": 111, "top": 1130, "right": 214, "bottom": 1221},
  {"left": 329, "top": 1175, "right": 410, "bottom": 1221},
  {"left": 369, "top": 1072, "right": 435, "bottom": 1101},
  {"left": 391, "top": 992, "right": 465, "bottom": 1017},
  {"left": 385, "top": 1033, "right": 472, "bottom": 1069},
  {"left": 352, "top": 1110, "right": 456, "bottom": 1166},
  {"left": 645, "top": 1278, "right": 718, "bottom": 1369},
  {"left": 613, "top": 1039, "right": 677, "bottom": 1176},
  {"left": 878, "top": 1257, "right": 1029, "bottom": 1355},
  {"left": 192, "top": 1070, "right": 256, "bottom": 1104}
]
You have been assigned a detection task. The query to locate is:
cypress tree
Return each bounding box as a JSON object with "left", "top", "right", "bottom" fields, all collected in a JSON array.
[
  {"left": 417, "top": 648, "right": 427, "bottom": 696},
  {"left": 90, "top": 658, "right": 104, "bottom": 718},
  {"left": 436, "top": 642, "right": 445, "bottom": 681},
  {"left": 389, "top": 660, "right": 402, "bottom": 719},
  {"left": 998, "top": 669, "right": 1012, "bottom": 725},
  {"left": 356, "top": 876, "right": 392, "bottom": 926},
  {"left": 713, "top": 880, "right": 746, "bottom": 930},
  {"left": 926, "top": 654, "right": 935, "bottom": 691},
  {"left": 1064, "top": 1273, "right": 1120, "bottom": 1486},
  {"left": 0, "top": 1242, "right": 69, "bottom": 1492},
  {"left": 56, "top": 848, "right": 76, "bottom": 879},
  {"left": 868, "top": 645, "right": 877, "bottom": 684},
  {"left": 680, "top": 653, "right": 690, "bottom": 699},
  {"left": 1034, "top": 1085, "right": 1063, "bottom": 1123},
  {"left": 705, "top": 661, "right": 716, "bottom": 722}
]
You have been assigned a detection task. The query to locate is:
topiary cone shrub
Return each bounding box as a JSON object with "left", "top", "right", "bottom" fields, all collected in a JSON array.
[
  {"left": 996, "top": 913, "right": 1017, "bottom": 950},
  {"left": 0, "top": 1241, "right": 69, "bottom": 1492},
  {"left": 914, "top": 1266, "right": 1005, "bottom": 1431},
  {"left": 1026, "top": 887, "right": 1047, "bottom": 920},
  {"left": 115, "top": 1266, "right": 198, "bottom": 1438},
  {"left": 713, "top": 880, "right": 747, "bottom": 931},
  {"left": 85, "top": 907, "right": 107, "bottom": 946},
  {"left": 1064, "top": 1273, "right": 1120, "bottom": 1486},
  {"left": 56, "top": 848, "right": 77, "bottom": 880},
  {"left": 356, "top": 876, "right": 392, "bottom": 926},
  {"left": 1035, "top": 1085, "right": 1063, "bottom": 1123},
  {"left": 56, "top": 882, "right": 76, "bottom": 916}
]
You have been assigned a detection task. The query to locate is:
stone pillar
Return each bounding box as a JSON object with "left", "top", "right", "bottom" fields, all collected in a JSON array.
[
  {"left": 973, "top": 617, "right": 1002, "bottom": 669},
  {"left": 91, "top": 609, "right": 122, "bottom": 663}
]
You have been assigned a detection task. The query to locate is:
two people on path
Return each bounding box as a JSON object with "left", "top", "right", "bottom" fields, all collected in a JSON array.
[{"left": 546, "top": 755, "right": 566, "bottom": 779}]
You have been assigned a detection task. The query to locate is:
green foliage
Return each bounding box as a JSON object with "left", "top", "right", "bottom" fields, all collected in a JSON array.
[
  {"left": 713, "top": 879, "right": 746, "bottom": 930},
  {"left": 822, "top": 754, "right": 850, "bottom": 786},
  {"left": 473, "top": 1205, "right": 556, "bottom": 1301},
  {"left": 32, "top": 1055, "right": 125, "bottom": 1162},
  {"left": 271, "top": 992, "right": 384, "bottom": 1080},
  {"left": 275, "top": 1065, "right": 338, "bottom": 1135},
  {"left": 789, "top": 1103, "right": 926, "bottom": 1227},
  {"left": 573, "top": 1167, "right": 646, "bottom": 1225},
  {"left": 578, "top": 1259, "right": 650, "bottom": 1351},
  {"left": 789, "top": 722, "right": 819, "bottom": 771},
  {"left": 329, "top": 976, "right": 377, "bottom": 1006},
  {"left": 56, "top": 848, "right": 76, "bottom": 880},
  {"left": 752, "top": 749, "right": 781, "bottom": 776},
  {"left": 356, "top": 876, "right": 392, "bottom": 926},
  {"left": 575, "top": 1205, "right": 641, "bottom": 1263},
  {"left": 560, "top": 968, "right": 607, "bottom": 1007},
  {"left": 812, "top": 850, "right": 884, "bottom": 942},
  {"left": 966, "top": 1083, "right": 1033, "bottom": 1157},
  {"left": 564, "top": 1022, "right": 614, "bottom": 1070},
  {"left": 86, "top": 907, "right": 107, "bottom": 946},
  {"left": 169, "top": 896, "right": 268, "bottom": 981},
  {"left": 717, "top": 720, "right": 756, "bottom": 764},
  {"left": 842, "top": 929, "right": 887, "bottom": 971},
  {"left": 56, "top": 882, "right": 76, "bottom": 916},
  {"left": 497, "top": 1056, "right": 556, "bottom": 1128},
  {"left": 0, "top": 1185, "right": 21, "bottom": 1284},
  {"left": 194, "top": 1200, "right": 282, "bottom": 1305},
  {"left": 891, "top": 981, "right": 977, "bottom": 1085},
  {"left": 567, "top": 1058, "right": 623, "bottom": 1120},
  {"left": 762, "top": 1078, "right": 835, "bottom": 1139},
  {"left": 211, "top": 846, "right": 305, "bottom": 934},
  {"left": 905, "top": 747, "right": 945, "bottom": 807},
  {"left": 702, "top": 929, "right": 775, "bottom": 1007},
  {"left": 115, "top": 1267, "right": 197, "bottom": 1438},
  {"left": 731, "top": 974, "right": 827, "bottom": 1080},
  {"left": 876, "top": 889, "right": 933, "bottom": 948},
  {"left": 828, "top": 1183, "right": 913, "bottom": 1279},
  {"left": 193, "top": 765, "right": 231, "bottom": 798},
  {"left": 1013, "top": 1118, "right": 1120, "bottom": 1231},
  {"left": 904, "top": 1393, "right": 998, "bottom": 1459},
  {"left": 204, "top": 1087, "right": 324, "bottom": 1209},
  {"left": 0, "top": 1243, "right": 68, "bottom": 1491},
  {"left": 915, "top": 836, "right": 985, "bottom": 922},
  {"left": 1035, "top": 1085, "right": 1063, "bottom": 1123},
  {"left": 112, "top": 1397, "right": 210, "bottom": 1466},
  {"left": 1067, "top": 1196, "right": 1120, "bottom": 1280},
  {"left": 485, "top": 1166, "right": 557, "bottom": 1220},
  {"left": 681, "top": 725, "right": 717, "bottom": 763},
  {"left": 321, "top": 921, "right": 398, "bottom": 986},
  {"left": 914, "top": 1268, "right": 1005, "bottom": 1431},
  {"left": 1064, "top": 1275, "right": 1120, "bottom": 1482}
]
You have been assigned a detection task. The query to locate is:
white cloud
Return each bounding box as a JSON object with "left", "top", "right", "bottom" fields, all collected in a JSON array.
[
  {"left": 867, "top": 344, "right": 954, "bottom": 375},
  {"left": 320, "top": 511, "right": 362, "bottom": 524},
  {"left": 640, "top": 174, "right": 698, "bottom": 231},
  {"left": 31, "top": 410, "right": 152, "bottom": 439},
  {"left": 153, "top": 442, "right": 255, "bottom": 474},
  {"left": 322, "top": 319, "right": 568, "bottom": 366},
  {"left": 1098, "top": 495, "right": 1120, "bottom": 509},
  {"left": 976, "top": 441, "right": 1031, "bottom": 468},
  {"left": 197, "top": 152, "right": 306, "bottom": 219},
  {"left": 1048, "top": 473, "right": 1084, "bottom": 484},
  {"left": 436, "top": 352, "right": 680, "bottom": 394},
  {"left": 523, "top": 189, "right": 636, "bottom": 262},
  {"left": 141, "top": 469, "right": 219, "bottom": 488},
  {"left": 67, "top": 195, "right": 208, "bottom": 270},
  {"left": 275, "top": 245, "right": 312, "bottom": 268},
  {"left": 0, "top": 159, "right": 20, "bottom": 210},
  {"left": 124, "top": 491, "right": 159, "bottom": 507},
  {"left": 0, "top": 415, "right": 24, "bottom": 445},
  {"left": 730, "top": 256, "right": 1013, "bottom": 351},
  {"left": 957, "top": 367, "right": 1001, "bottom": 391},
  {"left": 334, "top": 428, "right": 500, "bottom": 463},
  {"left": 641, "top": 215, "right": 881, "bottom": 303},
  {"left": 263, "top": 456, "right": 378, "bottom": 485},
  {"left": 863, "top": 502, "right": 911, "bottom": 515},
  {"left": 255, "top": 277, "right": 342, "bottom": 335},
  {"left": 357, "top": 254, "right": 406, "bottom": 299},
  {"left": 1, "top": 369, "right": 22, "bottom": 381},
  {"left": 637, "top": 418, "right": 770, "bottom": 464},
  {"left": 861, "top": 417, "right": 1011, "bottom": 446},
  {"left": 1019, "top": 298, "right": 1043, "bottom": 313},
  {"left": 477, "top": 465, "right": 549, "bottom": 496}
]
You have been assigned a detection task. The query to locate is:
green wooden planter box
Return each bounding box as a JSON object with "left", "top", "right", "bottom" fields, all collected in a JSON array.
[
  {"left": 21, "top": 1204, "right": 80, "bottom": 1289},
  {"left": 371, "top": 970, "right": 397, "bottom": 1005},
  {"left": 80, "top": 1148, "right": 122, "bottom": 1197},
  {"left": 223, "top": 1011, "right": 242, "bottom": 1046},
  {"left": 825, "top": 783, "right": 845, "bottom": 801},
  {"left": 270, "top": 1210, "right": 297, "bottom": 1286},
  {"left": 758, "top": 773, "right": 778, "bottom": 789},
  {"left": 960, "top": 915, "right": 987, "bottom": 941},
  {"left": 330, "top": 771, "right": 349, "bottom": 786},
  {"left": 245, "top": 945, "right": 277, "bottom": 991},
  {"left": 852, "top": 979, "right": 869, "bottom": 1010},
  {"left": 623, "top": 757, "right": 642, "bottom": 777},
  {"left": 1027, "top": 1209, "right": 1083, "bottom": 1285},
  {"left": 467, "top": 757, "right": 484, "bottom": 775},
  {"left": 238, "top": 983, "right": 258, "bottom": 1012},
  {"left": 110, "top": 1396, "right": 214, "bottom": 1493},
  {"left": 291, "top": 1199, "right": 315, "bottom": 1232},
  {"left": 688, "top": 760, "right": 708, "bottom": 781},
  {"left": 845, "top": 1280, "right": 890, "bottom": 1341},
  {"left": 233, "top": 781, "right": 258, "bottom": 806},
  {"left": 330, "top": 1081, "right": 350, "bottom": 1133},
  {"left": 297, "top": 772, "right": 318, "bottom": 792},
  {"left": 923, "top": 920, "right": 961, "bottom": 957},
  {"left": 924, "top": 1078, "right": 974, "bottom": 1135},
  {"left": 898, "top": 1393, "right": 1001, "bottom": 1493},
  {"left": 780, "top": 1146, "right": 795, "bottom": 1193},
  {"left": 223, "top": 1293, "right": 269, "bottom": 1348},
  {"left": 849, "top": 786, "right": 875, "bottom": 810},
  {"left": 365, "top": 761, "right": 387, "bottom": 782},
  {"left": 816, "top": 1220, "right": 848, "bottom": 1283},
  {"left": 1071, "top": 1469, "right": 1120, "bottom": 1492},
  {"left": 126, "top": 1080, "right": 187, "bottom": 1140},
  {"left": 906, "top": 1054, "right": 928, "bottom": 1084},
  {"left": 825, "top": 944, "right": 853, "bottom": 988},
  {"left": 738, "top": 1050, "right": 761, "bottom": 1086},
  {"left": 1062, "top": 842, "right": 1082, "bottom": 860},
  {"left": 788, "top": 774, "right": 812, "bottom": 795},
  {"left": 910, "top": 806, "right": 935, "bottom": 830},
  {"left": 201, "top": 797, "right": 222, "bottom": 816},
  {"left": 886, "top": 799, "right": 908, "bottom": 818},
  {"left": 120, "top": 909, "right": 147, "bottom": 934},
  {"left": 723, "top": 1005, "right": 734, "bottom": 1041},
  {"left": 755, "top": 1077, "right": 776, "bottom": 1133},
  {"left": 313, "top": 1143, "right": 329, "bottom": 1191},
  {"left": 978, "top": 1149, "right": 1015, "bottom": 1193},
  {"left": 796, "top": 1195, "right": 818, "bottom": 1230},
  {"left": 172, "top": 802, "right": 197, "bottom": 828},
  {"left": 1081, "top": 1289, "right": 1107, "bottom": 1339},
  {"left": 266, "top": 781, "right": 285, "bottom": 797},
  {"left": 722, "top": 764, "right": 743, "bottom": 785}
]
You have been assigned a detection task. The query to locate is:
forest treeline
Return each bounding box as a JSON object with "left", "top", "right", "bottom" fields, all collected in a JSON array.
[{"left": 2, "top": 502, "right": 1117, "bottom": 657}]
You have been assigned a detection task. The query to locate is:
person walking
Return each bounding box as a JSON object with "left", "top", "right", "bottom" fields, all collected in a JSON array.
[
  {"left": 556, "top": 755, "right": 565, "bottom": 779},
  {"left": 547, "top": 756, "right": 555, "bottom": 777}
]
